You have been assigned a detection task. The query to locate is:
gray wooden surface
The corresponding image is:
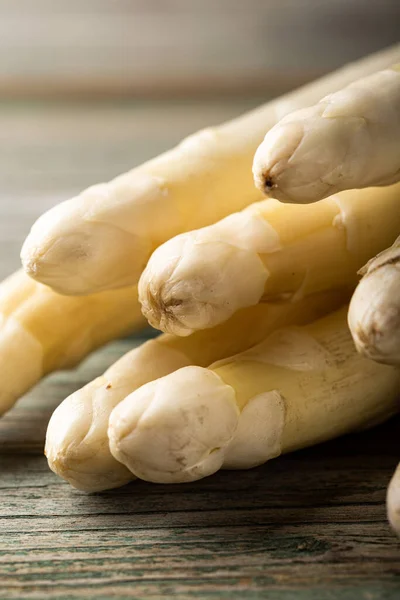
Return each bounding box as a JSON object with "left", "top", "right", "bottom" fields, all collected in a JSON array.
[
  {"left": 0, "top": 99, "right": 399, "bottom": 599},
  {"left": 0, "top": 0, "right": 398, "bottom": 97}
]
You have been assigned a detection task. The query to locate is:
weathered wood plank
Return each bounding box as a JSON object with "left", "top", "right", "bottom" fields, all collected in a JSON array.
[{"left": 1, "top": 422, "right": 400, "bottom": 598}]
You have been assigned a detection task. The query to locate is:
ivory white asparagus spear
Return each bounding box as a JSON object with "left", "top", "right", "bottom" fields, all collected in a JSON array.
[
  {"left": 108, "top": 306, "right": 400, "bottom": 484},
  {"left": 45, "top": 288, "right": 348, "bottom": 492},
  {"left": 387, "top": 464, "right": 400, "bottom": 536},
  {"left": 0, "top": 270, "right": 144, "bottom": 417},
  {"left": 253, "top": 65, "right": 400, "bottom": 204},
  {"left": 21, "top": 45, "right": 400, "bottom": 295},
  {"left": 346, "top": 242, "right": 400, "bottom": 537},
  {"left": 348, "top": 236, "right": 400, "bottom": 366},
  {"left": 139, "top": 183, "right": 400, "bottom": 336}
]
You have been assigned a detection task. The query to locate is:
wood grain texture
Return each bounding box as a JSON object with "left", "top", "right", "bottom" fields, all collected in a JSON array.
[
  {"left": 1, "top": 422, "right": 400, "bottom": 598},
  {"left": 0, "top": 98, "right": 400, "bottom": 599},
  {"left": 0, "top": 0, "right": 398, "bottom": 97}
]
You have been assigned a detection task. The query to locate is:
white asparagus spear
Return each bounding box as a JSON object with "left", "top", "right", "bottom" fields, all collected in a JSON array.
[
  {"left": 21, "top": 45, "right": 400, "bottom": 295},
  {"left": 348, "top": 236, "right": 400, "bottom": 366},
  {"left": 0, "top": 270, "right": 144, "bottom": 417},
  {"left": 347, "top": 241, "right": 400, "bottom": 538},
  {"left": 45, "top": 289, "right": 347, "bottom": 492},
  {"left": 387, "top": 463, "right": 400, "bottom": 536},
  {"left": 108, "top": 306, "right": 400, "bottom": 484},
  {"left": 253, "top": 66, "right": 400, "bottom": 204},
  {"left": 139, "top": 184, "right": 400, "bottom": 336}
]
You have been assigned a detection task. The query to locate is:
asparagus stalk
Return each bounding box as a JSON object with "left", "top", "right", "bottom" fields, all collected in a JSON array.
[
  {"left": 21, "top": 45, "right": 400, "bottom": 296},
  {"left": 108, "top": 306, "right": 400, "bottom": 484},
  {"left": 45, "top": 289, "right": 348, "bottom": 492},
  {"left": 348, "top": 236, "right": 400, "bottom": 366},
  {"left": 387, "top": 464, "right": 400, "bottom": 536},
  {"left": 139, "top": 183, "right": 400, "bottom": 336},
  {"left": 0, "top": 270, "right": 144, "bottom": 416},
  {"left": 253, "top": 66, "right": 400, "bottom": 203},
  {"left": 347, "top": 240, "right": 400, "bottom": 537}
]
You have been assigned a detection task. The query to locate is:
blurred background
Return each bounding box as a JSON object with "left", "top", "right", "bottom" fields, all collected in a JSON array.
[
  {"left": 0, "top": 0, "right": 399, "bottom": 277},
  {"left": 0, "top": 0, "right": 399, "bottom": 98}
]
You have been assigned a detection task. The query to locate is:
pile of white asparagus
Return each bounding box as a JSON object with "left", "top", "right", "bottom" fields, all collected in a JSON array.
[{"left": 1, "top": 44, "right": 400, "bottom": 533}]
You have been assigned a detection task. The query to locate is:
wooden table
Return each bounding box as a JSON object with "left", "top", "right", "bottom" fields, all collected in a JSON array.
[{"left": 0, "top": 99, "right": 399, "bottom": 599}]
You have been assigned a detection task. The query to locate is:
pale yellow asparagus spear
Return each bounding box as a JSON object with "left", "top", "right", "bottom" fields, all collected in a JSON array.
[
  {"left": 139, "top": 183, "right": 400, "bottom": 336},
  {"left": 253, "top": 65, "right": 400, "bottom": 204},
  {"left": 0, "top": 270, "right": 145, "bottom": 416},
  {"left": 45, "top": 288, "right": 348, "bottom": 492},
  {"left": 21, "top": 45, "right": 400, "bottom": 296},
  {"left": 108, "top": 306, "right": 400, "bottom": 484}
]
